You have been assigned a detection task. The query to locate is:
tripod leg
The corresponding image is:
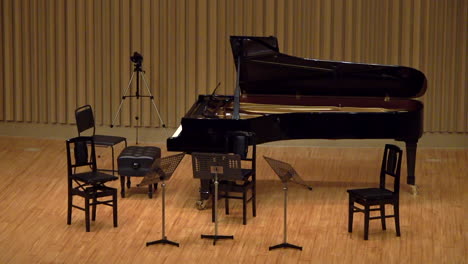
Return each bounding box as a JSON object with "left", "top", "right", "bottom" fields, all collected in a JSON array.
[
  {"left": 140, "top": 73, "right": 168, "bottom": 137},
  {"left": 111, "top": 72, "right": 135, "bottom": 128},
  {"left": 135, "top": 86, "right": 140, "bottom": 144}
]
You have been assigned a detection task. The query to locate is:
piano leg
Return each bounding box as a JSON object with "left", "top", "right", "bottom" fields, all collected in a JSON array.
[
  {"left": 405, "top": 141, "right": 418, "bottom": 195},
  {"left": 200, "top": 179, "right": 211, "bottom": 200}
]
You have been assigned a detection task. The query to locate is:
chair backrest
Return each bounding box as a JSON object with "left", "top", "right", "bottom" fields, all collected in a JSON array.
[
  {"left": 66, "top": 136, "right": 97, "bottom": 176},
  {"left": 380, "top": 144, "right": 403, "bottom": 193},
  {"left": 224, "top": 131, "right": 254, "bottom": 159},
  {"left": 75, "top": 105, "right": 96, "bottom": 136},
  {"left": 225, "top": 131, "right": 256, "bottom": 178},
  {"left": 191, "top": 152, "right": 244, "bottom": 181}
]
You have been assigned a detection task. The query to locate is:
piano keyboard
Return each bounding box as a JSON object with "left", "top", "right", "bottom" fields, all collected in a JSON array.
[{"left": 172, "top": 125, "right": 182, "bottom": 138}]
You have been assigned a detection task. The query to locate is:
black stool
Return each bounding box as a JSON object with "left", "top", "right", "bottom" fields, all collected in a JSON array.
[{"left": 117, "top": 146, "right": 161, "bottom": 198}]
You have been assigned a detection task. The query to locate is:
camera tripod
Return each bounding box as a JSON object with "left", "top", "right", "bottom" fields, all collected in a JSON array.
[{"left": 111, "top": 52, "right": 167, "bottom": 144}]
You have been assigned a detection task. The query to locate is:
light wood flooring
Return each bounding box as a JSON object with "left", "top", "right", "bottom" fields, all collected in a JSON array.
[{"left": 0, "top": 136, "right": 466, "bottom": 264}]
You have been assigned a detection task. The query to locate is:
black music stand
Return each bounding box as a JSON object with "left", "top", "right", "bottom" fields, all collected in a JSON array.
[
  {"left": 140, "top": 153, "right": 185, "bottom": 247},
  {"left": 192, "top": 153, "right": 244, "bottom": 245},
  {"left": 264, "top": 156, "right": 312, "bottom": 251}
]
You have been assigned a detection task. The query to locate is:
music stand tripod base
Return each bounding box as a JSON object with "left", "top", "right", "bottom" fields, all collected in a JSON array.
[
  {"left": 146, "top": 237, "right": 179, "bottom": 247},
  {"left": 269, "top": 242, "right": 302, "bottom": 251},
  {"left": 145, "top": 181, "right": 179, "bottom": 248},
  {"left": 200, "top": 175, "right": 234, "bottom": 245},
  {"left": 200, "top": 234, "right": 234, "bottom": 246},
  {"left": 267, "top": 185, "right": 303, "bottom": 252}
]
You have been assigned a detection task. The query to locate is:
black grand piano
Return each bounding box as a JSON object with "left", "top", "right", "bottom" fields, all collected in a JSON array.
[{"left": 168, "top": 36, "right": 427, "bottom": 188}]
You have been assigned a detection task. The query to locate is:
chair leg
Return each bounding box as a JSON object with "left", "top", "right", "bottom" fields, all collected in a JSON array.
[
  {"left": 348, "top": 197, "right": 354, "bottom": 233},
  {"left": 394, "top": 203, "right": 401, "bottom": 237},
  {"left": 364, "top": 205, "right": 370, "bottom": 240},
  {"left": 85, "top": 197, "right": 90, "bottom": 232},
  {"left": 67, "top": 194, "right": 73, "bottom": 225},
  {"left": 242, "top": 191, "right": 247, "bottom": 225},
  {"left": 251, "top": 183, "right": 257, "bottom": 217},
  {"left": 380, "top": 204, "right": 386, "bottom": 230},
  {"left": 126, "top": 177, "right": 131, "bottom": 188},
  {"left": 148, "top": 184, "right": 153, "bottom": 199},
  {"left": 113, "top": 192, "right": 118, "bottom": 228},
  {"left": 111, "top": 146, "right": 115, "bottom": 176},
  {"left": 252, "top": 184, "right": 256, "bottom": 217},
  {"left": 120, "top": 176, "right": 126, "bottom": 198},
  {"left": 92, "top": 195, "right": 97, "bottom": 221}
]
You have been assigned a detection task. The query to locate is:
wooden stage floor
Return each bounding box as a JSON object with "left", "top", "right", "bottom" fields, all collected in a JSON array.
[{"left": 0, "top": 136, "right": 466, "bottom": 263}]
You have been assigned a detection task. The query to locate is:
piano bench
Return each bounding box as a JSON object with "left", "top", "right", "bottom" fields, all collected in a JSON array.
[{"left": 117, "top": 146, "right": 161, "bottom": 198}]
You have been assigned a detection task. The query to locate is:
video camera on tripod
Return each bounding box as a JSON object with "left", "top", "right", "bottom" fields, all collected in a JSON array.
[
  {"left": 130, "top": 52, "right": 143, "bottom": 71},
  {"left": 111, "top": 51, "right": 167, "bottom": 143}
]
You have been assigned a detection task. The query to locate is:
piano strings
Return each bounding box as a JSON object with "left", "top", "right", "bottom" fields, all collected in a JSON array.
[{"left": 208, "top": 102, "right": 409, "bottom": 119}]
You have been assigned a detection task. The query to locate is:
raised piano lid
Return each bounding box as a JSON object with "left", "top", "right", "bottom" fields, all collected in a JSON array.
[{"left": 230, "top": 36, "right": 427, "bottom": 99}]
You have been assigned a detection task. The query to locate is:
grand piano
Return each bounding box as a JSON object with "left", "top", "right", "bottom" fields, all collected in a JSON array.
[{"left": 168, "top": 36, "right": 427, "bottom": 188}]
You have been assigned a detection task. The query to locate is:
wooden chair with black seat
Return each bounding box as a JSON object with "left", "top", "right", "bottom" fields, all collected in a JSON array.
[
  {"left": 66, "top": 136, "right": 118, "bottom": 232},
  {"left": 215, "top": 131, "right": 256, "bottom": 225},
  {"left": 347, "top": 144, "right": 403, "bottom": 240},
  {"left": 75, "top": 105, "right": 127, "bottom": 175}
]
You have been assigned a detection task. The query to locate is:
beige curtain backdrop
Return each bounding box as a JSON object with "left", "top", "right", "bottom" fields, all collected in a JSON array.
[{"left": 0, "top": 0, "right": 466, "bottom": 133}]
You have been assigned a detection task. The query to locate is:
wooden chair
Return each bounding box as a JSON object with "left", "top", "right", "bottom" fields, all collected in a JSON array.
[
  {"left": 347, "top": 144, "right": 403, "bottom": 240},
  {"left": 75, "top": 105, "right": 127, "bottom": 175},
  {"left": 66, "top": 136, "right": 118, "bottom": 232},
  {"left": 217, "top": 131, "right": 256, "bottom": 225}
]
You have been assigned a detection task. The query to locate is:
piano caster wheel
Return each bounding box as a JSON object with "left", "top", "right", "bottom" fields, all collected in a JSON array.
[
  {"left": 196, "top": 199, "right": 210, "bottom": 210},
  {"left": 410, "top": 185, "right": 419, "bottom": 196}
]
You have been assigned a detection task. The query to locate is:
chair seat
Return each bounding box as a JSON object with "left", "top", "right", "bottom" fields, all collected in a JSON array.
[
  {"left": 93, "top": 135, "right": 127, "bottom": 146},
  {"left": 240, "top": 169, "right": 253, "bottom": 178},
  {"left": 73, "top": 171, "right": 118, "bottom": 184},
  {"left": 219, "top": 169, "right": 253, "bottom": 190},
  {"left": 219, "top": 180, "right": 253, "bottom": 193},
  {"left": 82, "top": 185, "right": 117, "bottom": 197},
  {"left": 347, "top": 188, "right": 394, "bottom": 200}
]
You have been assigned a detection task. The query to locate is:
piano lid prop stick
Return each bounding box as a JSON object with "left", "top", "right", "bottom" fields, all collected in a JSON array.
[{"left": 233, "top": 55, "right": 242, "bottom": 119}]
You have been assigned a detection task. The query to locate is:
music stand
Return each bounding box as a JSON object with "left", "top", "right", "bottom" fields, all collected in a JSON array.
[
  {"left": 264, "top": 156, "right": 312, "bottom": 251},
  {"left": 192, "top": 152, "right": 244, "bottom": 245},
  {"left": 140, "top": 153, "right": 185, "bottom": 247}
]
